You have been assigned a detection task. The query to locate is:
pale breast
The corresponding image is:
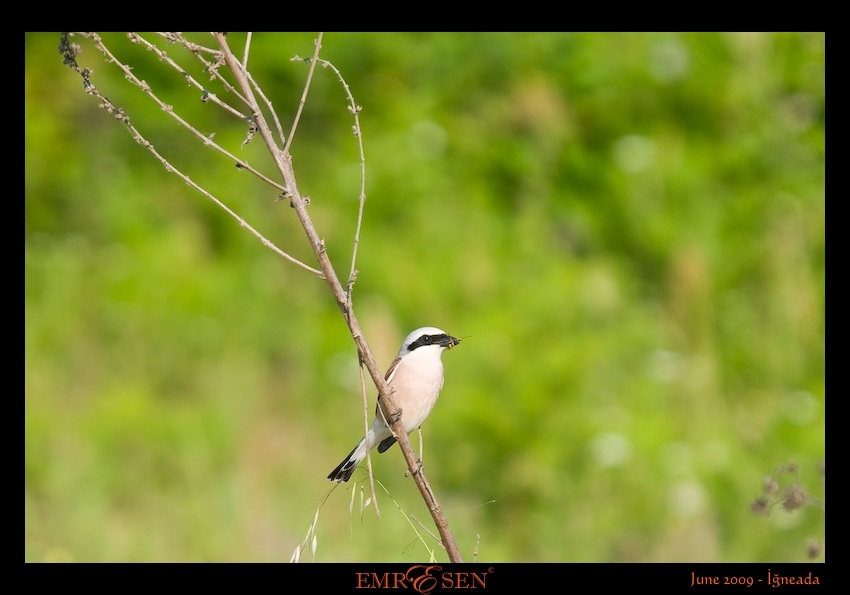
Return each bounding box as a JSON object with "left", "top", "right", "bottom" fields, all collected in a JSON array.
[{"left": 386, "top": 350, "right": 446, "bottom": 433}]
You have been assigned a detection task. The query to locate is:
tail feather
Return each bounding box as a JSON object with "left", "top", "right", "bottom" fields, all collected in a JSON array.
[{"left": 327, "top": 438, "right": 367, "bottom": 483}]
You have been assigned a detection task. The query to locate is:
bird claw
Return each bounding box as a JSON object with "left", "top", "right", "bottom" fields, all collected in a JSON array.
[{"left": 405, "top": 459, "right": 424, "bottom": 478}]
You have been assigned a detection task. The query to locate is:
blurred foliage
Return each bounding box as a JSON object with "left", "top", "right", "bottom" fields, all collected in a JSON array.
[{"left": 25, "top": 32, "right": 824, "bottom": 562}]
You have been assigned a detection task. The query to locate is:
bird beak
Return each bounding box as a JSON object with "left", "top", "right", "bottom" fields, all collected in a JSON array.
[{"left": 442, "top": 334, "right": 462, "bottom": 349}]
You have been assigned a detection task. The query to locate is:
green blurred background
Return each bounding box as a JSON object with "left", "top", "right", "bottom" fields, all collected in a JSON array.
[{"left": 25, "top": 32, "right": 824, "bottom": 562}]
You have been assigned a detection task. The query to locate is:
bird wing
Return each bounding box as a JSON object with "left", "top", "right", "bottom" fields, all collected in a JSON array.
[{"left": 374, "top": 355, "right": 403, "bottom": 418}]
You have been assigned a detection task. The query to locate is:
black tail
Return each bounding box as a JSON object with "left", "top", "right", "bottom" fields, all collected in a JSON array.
[{"left": 327, "top": 444, "right": 360, "bottom": 482}]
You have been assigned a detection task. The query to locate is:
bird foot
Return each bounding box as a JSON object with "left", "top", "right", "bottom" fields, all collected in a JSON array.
[{"left": 405, "top": 459, "right": 424, "bottom": 478}]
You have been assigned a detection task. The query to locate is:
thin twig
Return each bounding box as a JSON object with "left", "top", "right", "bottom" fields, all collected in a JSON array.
[
  {"left": 244, "top": 68, "right": 290, "bottom": 151},
  {"left": 62, "top": 33, "right": 322, "bottom": 277},
  {"left": 159, "top": 32, "right": 288, "bottom": 150},
  {"left": 137, "top": 33, "right": 249, "bottom": 121},
  {"left": 285, "top": 33, "right": 324, "bottom": 155},
  {"left": 358, "top": 362, "right": 381, "bottom": 518},
  {"left": 162, "top": 33, "right": 251, "bottom": 105},
  {"left": 86, "top": 33, "right": 285, "bottom": 192},
  {"left": 310, "top": 58, "right": 368, "bottom": 293},
  {"left": 409, "top": 515, "right": 444, "bottom": 548},
  {"left": 242, "top": 32, "right": 252, "bottom": 68}
]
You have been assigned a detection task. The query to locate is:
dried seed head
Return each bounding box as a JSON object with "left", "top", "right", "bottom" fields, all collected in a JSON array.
[
  {"left": 763, "top": 476, "right": 780, "bottom": 496},
  {"left": 806, "top": 538, "right": 823, "bottom": 559},
  {"left": 782, "top": 484, "right": 806, "bottom": 511},
  {"left": 751, "top": 497, "right": 770, "bottom": 515}
]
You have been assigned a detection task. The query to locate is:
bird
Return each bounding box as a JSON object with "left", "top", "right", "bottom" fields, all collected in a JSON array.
[{"left": 327, "top": 326, "right": 461, "bottom": 483}]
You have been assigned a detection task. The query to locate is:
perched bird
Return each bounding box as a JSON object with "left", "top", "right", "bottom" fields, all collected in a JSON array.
[{"left": 327, "top": 326, "right": 461, "bottom": 483}]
